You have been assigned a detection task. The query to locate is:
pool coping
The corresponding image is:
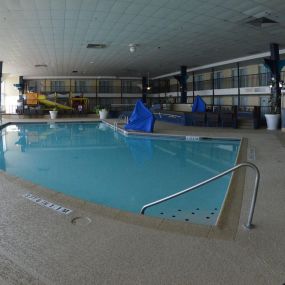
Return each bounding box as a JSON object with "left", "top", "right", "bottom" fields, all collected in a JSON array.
[{"left": 0, "top": 119, "right": 248, "bottom": 240}]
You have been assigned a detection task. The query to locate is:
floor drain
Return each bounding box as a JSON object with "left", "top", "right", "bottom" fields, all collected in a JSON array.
[{"left": 71, "top": 217, "right": 92, "bottom": 226}]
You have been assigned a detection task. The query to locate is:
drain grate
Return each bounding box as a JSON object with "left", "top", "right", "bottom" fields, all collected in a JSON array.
[{"left": 71, "top": 217, "right": 92, "bottom": 226}]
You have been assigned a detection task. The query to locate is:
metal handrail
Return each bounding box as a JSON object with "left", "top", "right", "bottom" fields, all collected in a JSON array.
[{"left": 140, "top": 162, "right": 260, "bottom": 230}]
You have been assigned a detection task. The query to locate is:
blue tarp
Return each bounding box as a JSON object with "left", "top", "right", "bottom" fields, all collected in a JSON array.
[
  {"left": 125, "top": 100, "right": 155, "bottom": 132},
  {"left": 192, "top": 96, "right": 206, "bottom": 112}
]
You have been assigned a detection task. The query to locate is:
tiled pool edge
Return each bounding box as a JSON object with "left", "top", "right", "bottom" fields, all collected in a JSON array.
[
  {"left": 209, "top": 137, "right": 248, "bottom": 239},
  {"left": 0, "top": 119, "right": 247, "bottom": 240}
]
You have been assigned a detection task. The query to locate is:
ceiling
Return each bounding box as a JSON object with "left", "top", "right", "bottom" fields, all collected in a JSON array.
[{"left": 1, "top": 0, "right": 285, "bottom": 78}]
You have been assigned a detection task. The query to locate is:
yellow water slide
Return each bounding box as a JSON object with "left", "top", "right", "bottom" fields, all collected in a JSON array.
[{"left": 38, "top": 95, "right": 73, "bottom": 110}]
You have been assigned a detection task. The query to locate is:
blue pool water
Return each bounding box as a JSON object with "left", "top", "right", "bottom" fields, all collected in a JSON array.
[{"left": 0, "top": 122, "right": 240, "bottom": 225}]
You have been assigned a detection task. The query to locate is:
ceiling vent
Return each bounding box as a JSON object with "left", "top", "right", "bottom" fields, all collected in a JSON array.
[
  {"left": 247, "top": 17, "right": 278, "bottom": 27},
  {"left": 35, "top": 64, "right": 48, "bottom": 68},
  {"left": 86, "top": 43, "right": 107, "bottom": 49}
]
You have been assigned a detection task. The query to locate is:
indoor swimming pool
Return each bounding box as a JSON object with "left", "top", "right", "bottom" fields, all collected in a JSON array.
[{"left": 0, "top": 122, "right": 240, "bottom": 225}]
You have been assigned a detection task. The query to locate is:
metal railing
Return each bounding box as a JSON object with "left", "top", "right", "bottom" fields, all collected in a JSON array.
[{"left": 140, "top": 162, "right": 260, "bottom": 230}]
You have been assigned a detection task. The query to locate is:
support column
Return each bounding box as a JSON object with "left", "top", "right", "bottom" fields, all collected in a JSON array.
[
  {"left": 270, "top": 43, "right": 281, "bottom": 113},
  {"left": 180, "top": 66, "right": 187, "bottom": 103},
  {"left": 19, "top": 76, "right": 24, "bottom": 94},
  {"left": 211, "top": 68, "right": 215, "bottom": 109},
  {"left": 0, "top": 62, "right": 3, "bottom": 109},
  {"left": 192, "top": 72, "right": 195, "bottom": 103},
  {"left": 120, "top": 79, "right": 123, "bottom": 104},
  {"left": 264, "top": 43, "right": 285, "bottom": 113},
  {"left": 142, "top": 76, "right": 147, "bottom": 104},
  {"left": 237, "top": 62, "right": 240, "bottom": 108},
  {"left": 96, "top": 79, "right": 98, "bottom": 106},
  {"left": 174, "top": 66, "right": 188, "bottom": 103}
]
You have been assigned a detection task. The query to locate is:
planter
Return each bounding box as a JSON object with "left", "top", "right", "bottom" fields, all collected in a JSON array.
[
  {"left": 265, "top": 114, "right": 280, "bottom": 130},
  {"left": 99, "top": 109, "right": 108, "bottom": 119},
  {"left": 49, "top": 110, "right": 58, "bottom": 120}
]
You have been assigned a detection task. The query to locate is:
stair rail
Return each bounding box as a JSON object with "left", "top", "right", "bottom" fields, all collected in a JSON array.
[{"left": 140, "top": 162, "right": 260, "bottom": 229}]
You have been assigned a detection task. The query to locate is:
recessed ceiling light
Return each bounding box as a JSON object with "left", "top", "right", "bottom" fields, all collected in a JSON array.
[
  {"left": 129, "top": 43, "right": 138, "bottom": 53},
  {"left": 246, "top": 17, "right": 278, "bottom": 27},
  {"left": 86, "top": 44, "right": 107, "bottom": 49}
]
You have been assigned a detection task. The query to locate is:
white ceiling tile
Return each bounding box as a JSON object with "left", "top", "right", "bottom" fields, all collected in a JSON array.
[
  {"left": 35, "top": 0, "right": 51, "bottom": 10},
  {"left": 2, "top": 0, "right": 285, "bottom": 77}
]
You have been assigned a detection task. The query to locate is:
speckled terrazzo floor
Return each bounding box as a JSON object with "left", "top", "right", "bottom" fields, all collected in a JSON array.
[{"left": 0, "top": 116, "right": 284, "bottom": 285}]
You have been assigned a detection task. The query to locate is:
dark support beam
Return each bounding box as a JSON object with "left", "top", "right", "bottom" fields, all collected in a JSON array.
[
  {"left": 270, "top": 43, "right": 281, "bottom": 112},
  {"left": 263, "top": 43, "right": 284, "bottom": 113},
  {"left": 192, "top": 72, "right": 195, "bottom": 103},
  {"left": 180, "top": 66, "right": 187, "bottom": 103},
  {"left": 120, "top": 79, "right": 123, "bottom": 104},
  {"left": 0, "top": 62, "right": 2, "bottom": 109},
  {"left": 96, "top": 79, "right": 98, "bottom": 105},
  {"left": 174, "top": 66, "right": 188, "bottom": 103},
  {"left": 142, "top": 76, "right": 147, "bottom": 104},
  {"left": 237, "top": 62, "right": 240, "bottom": 108},
  {"left": 211, "top": 67, "right": 215, "bottom": 110},
  {"left": 19, "top": 76, "right": 24, "bottom": 94}
]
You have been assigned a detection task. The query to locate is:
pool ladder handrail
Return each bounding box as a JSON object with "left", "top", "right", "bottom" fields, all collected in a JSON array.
[
  {"left": 119, "top": 114, "right": 129, "bottom": 124},
  {"left": 140, "top": 162, "right": 260, "bottom": 230}
]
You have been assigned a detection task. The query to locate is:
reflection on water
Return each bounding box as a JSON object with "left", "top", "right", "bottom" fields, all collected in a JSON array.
[{"left": 124, "top": 136, "right": 153, "bottom": 165}]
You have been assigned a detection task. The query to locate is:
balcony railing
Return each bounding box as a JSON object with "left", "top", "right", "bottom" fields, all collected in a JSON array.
[{"left": 24, "top": 71, "right": 284, "bottom": 95}]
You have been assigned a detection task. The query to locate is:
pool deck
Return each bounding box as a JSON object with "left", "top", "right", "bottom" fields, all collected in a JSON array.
[{"left": 0, "top": 116, "right": 285, "bottom": 285}]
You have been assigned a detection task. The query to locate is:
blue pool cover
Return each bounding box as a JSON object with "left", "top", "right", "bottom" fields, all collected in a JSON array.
[
  {"left": 125, "top": 100, "right": 155, "bottom": 133},
  {"left": 192, "top": 96, "right": 206, "bottom": 112}
]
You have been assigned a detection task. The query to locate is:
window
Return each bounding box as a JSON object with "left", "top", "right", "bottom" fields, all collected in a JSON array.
[
  {"left": 258, "top": 64, "right": 271, "bottom": 86},
  {"left": 51, "top": 81, "right": 65, "bottom": 92},
  {"left": 239, "top": 68, "right": 248, "bottom": 87},
  {"left": 75, "top": 80, "right": 87, "bottom": 93},
  {"left": 214, "top": 71, "right": 223, "bottom": 89},
  {"left": 231, "top": 69, "right": 238, "bottom": 88},
  {"left": 195, "top": 75, "right": 204, "bottom": 90},
  {"left": 231, "top": 67, "right": 248, "bottom": 88},
  {"left": 99, "top": 80, "right": 112, "bottom": 93},
  {"left": 122, "top": 80, "right": 140, "bottom": 93}
]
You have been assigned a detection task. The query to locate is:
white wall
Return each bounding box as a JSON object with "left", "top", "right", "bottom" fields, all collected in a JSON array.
[{"left": 2, "top": 75, "right": 19, "bottom": 114}]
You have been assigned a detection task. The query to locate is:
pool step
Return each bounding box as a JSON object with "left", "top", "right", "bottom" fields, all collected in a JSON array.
[{"left": 155, "top": 207, "right": 220, "bottom": 225}]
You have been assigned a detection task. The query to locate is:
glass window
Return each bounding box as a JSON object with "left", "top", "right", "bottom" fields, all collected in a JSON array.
[
  {"left": 51, "top": 81, "right": 65, "bottom": 92},
  {"left": 214, "top": 71, "right": 223, "bottom": 89},
  {"left": 99, "top": 80, "right": 112, "bottom": 93},
  {"left": 195, "top": 74, "right": 204, "bottom": 90},
  {"left": 75, "top": 80, "right": 87, "bottom": 93},
  {"left": 239, "top": 68, "right": 248, "bottom": 87},
  {"left": 231, "top": 69, "right": 238, "bottom": 88},
  {"left": 231, "top": 67, "right": 248, "bottom": 88},
  {"left": 258, "top": 64, "right": 271, "bottom": 86},
  {"left": 122, "top": 80, "right": 140, "bottom": 93}
]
